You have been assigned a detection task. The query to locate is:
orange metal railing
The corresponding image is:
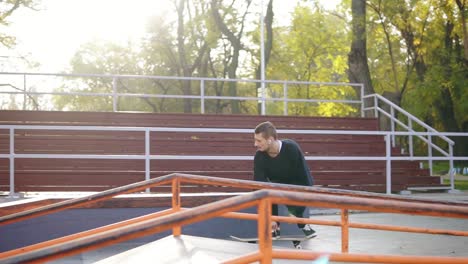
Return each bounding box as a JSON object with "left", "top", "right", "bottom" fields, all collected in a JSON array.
[{"left": 0, "top": 173, "right": 467, "bottom": 264}]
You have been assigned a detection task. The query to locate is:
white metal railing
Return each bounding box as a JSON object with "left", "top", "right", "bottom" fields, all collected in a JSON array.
[
  {"left": 1, "top": 72, "right": 465, "bottom": 194},
  {"left": 1, "top": 125, "right": 467, "bottom": 197},
  {"left": 0, "top": 72, "right": 364, "bottom": 116},
  {"left": 363, "top": 93, "right": 456, "bottom": 179}
]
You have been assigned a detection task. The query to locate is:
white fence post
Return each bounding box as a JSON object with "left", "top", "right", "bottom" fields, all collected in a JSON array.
[
  {"left": 408, "top": 119, "right": 413, "bottom": 157},
  {"left": 391, "top": 106, "right": 395, "bottom": 147},
  {"left": 145, "top": 129, "right": 151, "bottom": 193},
  {"left": 283, "top": 82, "right": 288, "bottom": 116},
  {"left": 449, "top": 145, "right": 454, "bottom": 191},
  {"left": 112, "top": 77, "right": 118, "bottom": 112},
  {"left": 200, "top": 80, "right": 205, "bottom": 114},
  {"left": 261, "top": 83, "right": 266, "bottom": 115},
  {"left": 373, "top": 96, "right": 378, "bottom": 118},
  {"left": 23, "top": 74, "right": 27, "bottom": 110},
  {"left": 385, "top": 134, "right": 392, "bottom": 194},
  {"left": 8, "top": 128, "right": 17, "bottom": 198},
  {"left": 428, "top": 134, "right": 433, "bottom": 175},
  {"left": 360, "top": 84, "right": 364, "bottom": 117}
]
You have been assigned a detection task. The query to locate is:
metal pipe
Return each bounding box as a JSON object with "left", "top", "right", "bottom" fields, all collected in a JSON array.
[
  {"left": 360, "top": 84, "right": 364, "bottom": 117},
  {"left": 112, "top": 77, "right": 117, "bottom": 112},
  {"left": 257, "top": 199, "right": 272, "bottom": 264},
  {"left": 0, "top": 174, "right": 175, "bottom": 226},
  {"left": 8, "top": 128, "right": 15, "bottom": 197},
  {"left": 386, "top": 134, "right": 392, "bottom": 194},
  {"left": 217, "top": 210, "right": 468, "bottom": 236},
  {"left": 283, "top": 82, "right": 288, "bottom": 116},
  {"left": 0, "top": 193, "right": 262, "bottom": 264},
  {"left": 270, "top": 250, "right": 468, "bottom": 264},
  {"left": 391, "top": 106, "right": 395, "bottom": 147},
  {"left": 449, "top": 146, "right": 455, "bottom": 190},
  {"left": 428, "top": 134, "right": 433, "bottom": 175},
  {"left": 200, "top": 80, "right": 205, "bottom": 114},
  {"left": 409, "top": 119, "right": 414, "bottom": 157},
  {"left": 0, "top": 71, "right": 363, "bottom": 88},
  {"left": 223, "top": 252, "right": 261, "bottom": 264},
  {"left": 172, "top": 178, "right": 181, "bottom": 236},
  {"left": 374, "top": 96, "right": 378, "bottom": 117},
  {"left": 364, "top": 93, "right": 454, "bottom": 144},
  {"left": 341, "top": 209, "right": 349, "bottom": 252},
  {"left": 2, "top": 185, "right": 468, "bottom": 263},
  {"left": 1, "top": 124, "right": 466, "bottom": 137},
  {"left": 145, "top": 129, "right": 150, "bottom": 193},
  {"left": 3, "top": 172, "right": 468, "bottom": 228},
  {"left": 260, "top": 0, "right": 266, "bottom": 116}
]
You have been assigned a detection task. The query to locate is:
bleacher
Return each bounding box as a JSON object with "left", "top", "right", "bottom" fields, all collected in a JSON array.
[{"left": 0, "top": 110, "right": 445, "bottom": 204}]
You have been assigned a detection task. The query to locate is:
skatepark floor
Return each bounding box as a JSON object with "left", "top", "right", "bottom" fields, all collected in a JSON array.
[{"left": 2, "top": 191, "right": 468, "bottom": 264}]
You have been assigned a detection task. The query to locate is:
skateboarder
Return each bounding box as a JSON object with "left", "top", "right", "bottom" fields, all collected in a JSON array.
[{"left": 253, "top": 121, "right": 316, "bottom": 239}]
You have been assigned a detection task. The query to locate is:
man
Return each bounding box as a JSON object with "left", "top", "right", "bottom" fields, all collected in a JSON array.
[{"left": 253, "top": 121, "right": 316, "bottom": 238}]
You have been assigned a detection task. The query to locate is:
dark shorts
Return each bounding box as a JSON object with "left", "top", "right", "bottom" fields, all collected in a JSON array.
[{"left": 286, "top": 205, "right": 306, "bottom": 217}]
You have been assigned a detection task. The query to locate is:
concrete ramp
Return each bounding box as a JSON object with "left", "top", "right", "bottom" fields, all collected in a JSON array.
[
  {"left": 94, "top": 235, "right": 317, "bottom": 264},
  {"left": 95, "top": 235, "right": 258, "bottom": 264}
]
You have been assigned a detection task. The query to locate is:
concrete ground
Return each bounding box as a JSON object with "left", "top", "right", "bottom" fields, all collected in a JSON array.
[
  {"left": 1, "top": 191, "right": 468, "bottom": 263},
  {"left": 53, "top": 212, "right": 468, "bottom": 264}
]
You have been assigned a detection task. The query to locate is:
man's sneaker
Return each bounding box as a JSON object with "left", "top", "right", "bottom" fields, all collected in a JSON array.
[
  {"left": 302, "top": 224, "right": 316, "bottom": 238},
  {"left": 272, "top": 228, "right": 281, "bottom": 239}
]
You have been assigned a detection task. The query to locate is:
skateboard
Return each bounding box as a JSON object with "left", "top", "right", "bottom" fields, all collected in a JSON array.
[{"left": 230, "top": 234, "right": 316, "bottom": 249}]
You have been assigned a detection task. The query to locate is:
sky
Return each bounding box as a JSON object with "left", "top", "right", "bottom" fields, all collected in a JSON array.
[
  {"left": 4, "top": 0, "right": 170, "bottom": 72},
  {"left": 2, "top": 0, "right": 341, "bottom": 73}
]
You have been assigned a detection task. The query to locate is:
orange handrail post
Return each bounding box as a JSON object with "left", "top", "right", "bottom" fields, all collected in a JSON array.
[
  {"left": 341, "top": 208, "right": 349, "bottom": 253},
  {"left": 258, "top": 198, "right": 273, "bottom": 264},
  {"left": 2, "top": 174, "right": 468, "bottom": 264},
  {"left": 172, "top": 178, "right": 182, "bottom": 236}
]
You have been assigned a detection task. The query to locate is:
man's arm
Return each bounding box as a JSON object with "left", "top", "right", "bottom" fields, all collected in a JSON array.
[
  {"left": 253, "top": 152, "right": 268, "bottom": 182},
  {"left": 254, "top": 152, "right": 279, "bottom": 218},
  {"left": 289, "top": 141, "right": 313, "bottom": 186}
]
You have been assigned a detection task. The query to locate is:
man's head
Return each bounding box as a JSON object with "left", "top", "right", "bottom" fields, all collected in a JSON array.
[{"left": 254, "top": 121, "right": 277, "bottom": 151}]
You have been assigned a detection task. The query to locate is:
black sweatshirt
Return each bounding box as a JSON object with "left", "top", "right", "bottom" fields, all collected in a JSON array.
[{"left": 254, "top": 139, "right": 313, "bottom": 186}]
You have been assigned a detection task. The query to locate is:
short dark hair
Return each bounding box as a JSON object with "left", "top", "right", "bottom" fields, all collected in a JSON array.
[{"left": 255, "top": 121, "right": 277, "bottom": 139}]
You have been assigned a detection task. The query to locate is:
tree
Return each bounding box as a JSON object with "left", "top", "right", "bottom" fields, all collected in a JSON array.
[
  {"left": 366, "top": 0, "right": 400, "bottom": 95},
  {"left": 211, "top": 0, "right": 253, "bottom": 113},
  {"left": 254, "top": 0, "right": 274, "bottom": 114},
  {"left": 348, "top": 0, "right": 375, "bottom": 108},
  {"left": 175, "top": 0, "right": 210, "bottom": 113},
  {"left": 455, "top": 0, "right": 468, "bottom": 63},
  {"left": 366, "top": 0, "right": 467, "bottom": 158},
  {"left": 266, "top": 3, "right": 353, "bottom": 116},
  {"left": 142, "top": 1, "right": 214, "bottom": 113},
  {"left": 0, "top": 0, "right": 37, "bottom": 48},
  {"left": 0, "top": 0, "right": 39, "bottom": 110},
  {"left": 54, "top": 41, "right": 152, "bottom": 112}
]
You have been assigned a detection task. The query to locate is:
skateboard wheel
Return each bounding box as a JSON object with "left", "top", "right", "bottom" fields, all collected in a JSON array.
[{"left": 292, "top": 241, "right": 302, "bottom": 249}]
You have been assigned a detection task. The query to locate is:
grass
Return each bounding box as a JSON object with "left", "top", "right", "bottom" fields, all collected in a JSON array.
[
  {"left": 431, "top": 161, "right": 450, "bottom": 174},
  {"left": 423, "top": 161, "right": 468, "bottom": 175},
  {"left": 443, "top": 179, "right": 468, "bottom": 190}
]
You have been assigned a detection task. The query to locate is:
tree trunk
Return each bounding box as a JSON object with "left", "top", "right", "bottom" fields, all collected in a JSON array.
[
  {"left": 177, "top": 0, "right": 193, "bottom": 113},
  {"left": 455, "top": 0, "right": 468, "bottom": 64},
  {"left": 256, "top": 0, "right": 274, "bottom": 114},
  {"left": 434, "top": 20, "right": 467, "bottom": 160},
  {"left": 211, "top": 0, "right": 251, "bottom": 114},
  {"left": 347, "top": 0, "right": 375, "bottom": 117}
]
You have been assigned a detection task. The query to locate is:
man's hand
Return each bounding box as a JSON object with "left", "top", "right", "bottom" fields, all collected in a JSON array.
[{"left": 271, "top": 221, "right": 279, "bottom": 231}]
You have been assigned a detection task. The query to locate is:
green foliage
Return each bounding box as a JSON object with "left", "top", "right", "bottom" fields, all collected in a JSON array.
[
  {"left": 53, "top": 41, "right": 159, "bottom": 112},
  {"left": 266, "top": 4, "right": 355, "bottom": 116},
  {"left": 443, "top": 179, "right": 468, "bottom": 190},
  {"left": 0, "top": 0, "right": 38, "bottom": 48},
  {"left": 45, "top": 0, "right": 466, "bottom": 131}
]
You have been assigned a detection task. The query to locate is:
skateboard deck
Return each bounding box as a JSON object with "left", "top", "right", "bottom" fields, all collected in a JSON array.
[{"left": 230, "top": 234, "right": 316, "bottom": 249}]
